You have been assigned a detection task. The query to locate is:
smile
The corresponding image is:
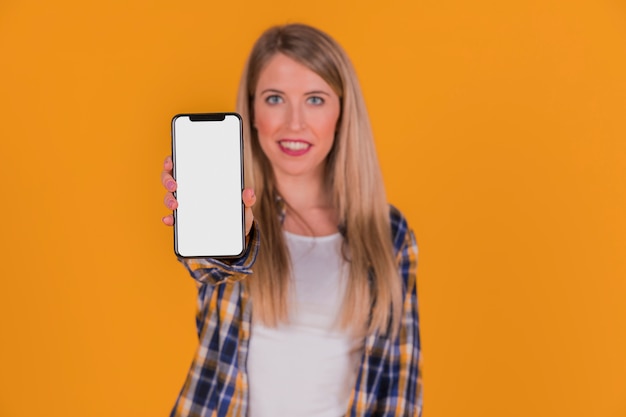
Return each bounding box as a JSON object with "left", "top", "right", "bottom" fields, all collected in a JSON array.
[{"left": 279, "top": 140, "right": 312, "bottom": 156}]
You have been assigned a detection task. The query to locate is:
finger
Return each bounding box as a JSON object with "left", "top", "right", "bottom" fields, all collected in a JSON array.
[
  {"left": 161, "top": 170, "right": 177, "bottom": 192},
  {"left": 163, "top": 192, "right": 178, "bottom": 210},
  {"left": 162, "top": 214, "right": 174, "bottom": 226},
  {"left": 163, "top": 155, "right": 173, "bottom": 172},
  {"left": 242, "top": 188, "right": 256, "bottom": 208},
  {"left": 162, "top": 156, "right": 176, "bottom": 227},
  {"left": 161, "top": 156, "right": 177, "bottom": 191},
  {"left": 242, "top": 188, "right": 256, "bottom": 236}
]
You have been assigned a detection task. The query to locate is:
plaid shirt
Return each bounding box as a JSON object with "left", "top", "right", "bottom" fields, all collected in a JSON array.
[{"left": 170, "top": 205, "right": 422, "bottom": 417}]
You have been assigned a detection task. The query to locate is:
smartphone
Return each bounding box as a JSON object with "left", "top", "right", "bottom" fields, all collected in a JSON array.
[{"left": 171, "top": 113, "right": 245, "bottom": 258}]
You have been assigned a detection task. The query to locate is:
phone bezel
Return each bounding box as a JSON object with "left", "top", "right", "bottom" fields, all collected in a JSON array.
[{"left": 171, "top": 112, "right": 246, "bottom": 259}]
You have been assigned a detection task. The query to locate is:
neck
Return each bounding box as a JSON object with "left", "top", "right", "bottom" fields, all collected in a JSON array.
[
  {"left": 273, "top": 170, "right": 338, "bottom": 236},
  {"left": 275, "top": 170, "right": 330, "bottom": 211}
]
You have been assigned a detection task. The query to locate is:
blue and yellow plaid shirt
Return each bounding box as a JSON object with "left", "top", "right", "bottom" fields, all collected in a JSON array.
[{"left": 170, "top": 205, "right": 422, "bottom": 417}]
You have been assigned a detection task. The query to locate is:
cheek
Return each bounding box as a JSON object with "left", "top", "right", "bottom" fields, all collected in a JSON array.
[
  {"left": 253, "top": 103, "right": 279, "bottom": 137},
  {"left": 253, "top": 105, "right": 277, "bottom": 158},
  {"left": 315, "top": 108, "right": 341, "bottom": 142}
]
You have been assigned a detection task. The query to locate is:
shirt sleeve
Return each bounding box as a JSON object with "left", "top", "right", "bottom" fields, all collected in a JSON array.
[
  {"left": 386, "top": 207, "right": 422, "bottom": 416},
  {"left": 177, "top": 220, "right": 260, "bottom": 286},
  {"left": 395, "top": 225, "right": 423, "bottom": 417}
]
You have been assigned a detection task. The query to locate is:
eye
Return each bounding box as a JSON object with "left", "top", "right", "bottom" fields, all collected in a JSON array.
[
  {"left": 307, "top": 96, "right": 325, "bottom": 105},
  {"left": 265, "top": 95, "right": 283, "bottom": 104}
]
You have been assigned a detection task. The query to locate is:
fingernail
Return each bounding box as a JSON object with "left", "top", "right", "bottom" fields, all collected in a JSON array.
[{"left": 167, "top": 181, "right": 176, "bottom": 190}]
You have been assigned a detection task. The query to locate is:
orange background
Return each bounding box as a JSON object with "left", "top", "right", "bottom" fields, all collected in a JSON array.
[{"left": 1, "top": 0, "right": 625, "bottom": 416}]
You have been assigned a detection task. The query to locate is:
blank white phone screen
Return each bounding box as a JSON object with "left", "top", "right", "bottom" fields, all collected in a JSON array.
[{"left": 173, "top": 114, "right": 244, "bottom": 257}]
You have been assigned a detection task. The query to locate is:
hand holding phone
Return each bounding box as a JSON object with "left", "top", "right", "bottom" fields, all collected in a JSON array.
[{"left": 169, "top": 113, "right": 246, "bottom": 258}]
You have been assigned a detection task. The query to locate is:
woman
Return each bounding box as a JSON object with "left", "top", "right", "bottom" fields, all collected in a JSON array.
[{"left": 162, "top": 23, "right": 422, "bottom": 417}]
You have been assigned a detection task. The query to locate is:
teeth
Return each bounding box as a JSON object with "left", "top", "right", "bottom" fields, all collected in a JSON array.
[{"left": 280, "top": 141, "right": 310, "bottom": 150}]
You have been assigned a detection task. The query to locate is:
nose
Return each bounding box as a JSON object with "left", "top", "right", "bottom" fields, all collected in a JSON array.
[{"left": 287, "top": 103, "right": 305, "bottom": 131}]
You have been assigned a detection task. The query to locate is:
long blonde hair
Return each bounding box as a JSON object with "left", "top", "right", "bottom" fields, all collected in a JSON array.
[{"left": 236, "top": 24, "right": 402, "bottom": 336}]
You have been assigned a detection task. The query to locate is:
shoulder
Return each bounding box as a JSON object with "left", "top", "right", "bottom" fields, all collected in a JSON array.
[
  {"left": 388, "top": 204, "right": 418, "bottom": 254},
  {"left": 388, "top": 204, "right": 408, "bottom": 233}
]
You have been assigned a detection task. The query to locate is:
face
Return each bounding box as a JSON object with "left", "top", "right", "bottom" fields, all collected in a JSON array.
[{"left": 253, "top": 53, "right": 341, "bottom": 183}]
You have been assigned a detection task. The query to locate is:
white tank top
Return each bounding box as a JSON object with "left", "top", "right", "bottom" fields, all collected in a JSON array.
[{"left": 247, "top": 231, "right": 364, "bottom": 417}]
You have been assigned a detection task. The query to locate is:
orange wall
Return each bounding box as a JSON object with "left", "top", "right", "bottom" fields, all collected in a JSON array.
[{"left": 1, "top": 0, "right": 625, "bottom": 416}]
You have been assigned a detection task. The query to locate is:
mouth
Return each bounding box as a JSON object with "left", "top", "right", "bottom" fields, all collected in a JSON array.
[{"left": 278, "top": 139, "right": 312, "bottom": 156}]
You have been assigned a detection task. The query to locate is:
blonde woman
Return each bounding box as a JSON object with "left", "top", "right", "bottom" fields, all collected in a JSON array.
[{"left": 161, "top": 23, "right": 422, "bottom": 417}]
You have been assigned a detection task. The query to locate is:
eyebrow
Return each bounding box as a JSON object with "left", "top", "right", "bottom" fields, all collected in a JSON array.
[{"left": 259, "top": 88, "right": 332, "bottom": 96}]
